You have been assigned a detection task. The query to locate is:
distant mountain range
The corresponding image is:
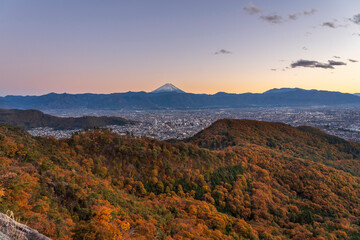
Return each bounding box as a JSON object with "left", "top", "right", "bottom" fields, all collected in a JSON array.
[
  {"left": 1, "top": 84, "right": 360, "bottom": 110},
  {"left": 0, "top": 109, "right": 133, "bottom": 130}
]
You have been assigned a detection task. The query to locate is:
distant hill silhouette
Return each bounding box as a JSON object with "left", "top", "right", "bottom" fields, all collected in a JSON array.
[
  {"left": 0, "top": 109, "right": 133, "bottom": 130},
  {"left": 1, "top": 87, "right": 360, "bottom": 110}
]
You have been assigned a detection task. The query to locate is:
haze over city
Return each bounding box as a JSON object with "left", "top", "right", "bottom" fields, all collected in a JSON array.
[{"left": 1, "top": 0, "right": 360, "bottom": 95}]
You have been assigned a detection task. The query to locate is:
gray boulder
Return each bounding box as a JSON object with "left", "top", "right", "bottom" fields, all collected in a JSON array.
[{"left": 0, "top": 213, "right": 51, "bottom": 240}]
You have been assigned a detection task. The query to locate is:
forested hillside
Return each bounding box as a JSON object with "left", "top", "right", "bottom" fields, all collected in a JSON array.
[
  {"left": 0, "top": 109, "right": 133, "bottom": 130},
  {"left": 1, "top": 119, "right": 360, "bottom": 239}
]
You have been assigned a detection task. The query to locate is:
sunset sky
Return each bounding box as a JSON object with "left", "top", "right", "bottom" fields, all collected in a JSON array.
[{"left": 1, "top": 0, "right": 359, "bottom": 95}]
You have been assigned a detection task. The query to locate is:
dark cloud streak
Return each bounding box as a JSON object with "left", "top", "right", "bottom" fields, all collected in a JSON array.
[
  {"left": 328, "top": 60, "right": 346, "bottom": 66},
  {"left": 291, "top": 59, "right": 347, "bottom": 69}
]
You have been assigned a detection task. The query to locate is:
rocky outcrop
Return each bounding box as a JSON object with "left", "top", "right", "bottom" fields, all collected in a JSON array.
[{"left": 0, "top": 213, "right": 51, "bottom": 240}]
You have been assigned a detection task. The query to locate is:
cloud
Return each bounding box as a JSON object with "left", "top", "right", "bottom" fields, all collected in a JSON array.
[
  {"left": 291, "top": 59, "right": 347, "bottom": 69},
  {"left": 350, "top": 14, "right": 360, "bottom": 25},
  {"left": 245, "top": 4, "right": 316, "bottom": 24},
  {"left": 322, "top": 22, "right": 337, "bottom": 28},
  {"left": 349, "top": 59, "right": 358, "bottom": 63},
  {"left": 291, "top": 60, "right": 332, "bottom": 69},
  {"left": 313, "top": 63, "right": 334, "bottom": 69},
  {"left": 322, "top": 19, "right": 348, "bottom": 29},
  {"left": 302, "top": 47, "right": 308, "bottom": 51},
  {"left": 261, "top": 14, "right": 283, "bottom": 24},
  {"left": 289, "top": 13, "right": 301, "bottom": 20},
  {"left": 270, "top": 68, "right": 277, "bottom": 71},
  {"left": 303, "top": 9, "right": 317, "bottom": 15},
  {"left": 214, "top": 49, "right": 232, "bottom": 55},
  {"left": 243, "top": 3, "right": 262, "bottom": 15},
  {"left": 333, "top": 56, "right": 341, "bottom": 59},
  {"left": 289, "top": 9, "right": 317, "bottom": 20},
  {"left": 328, "top": 60, "right": 346, "bottom": 66}
]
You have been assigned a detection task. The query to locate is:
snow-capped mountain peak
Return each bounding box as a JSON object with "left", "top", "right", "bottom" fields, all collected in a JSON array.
[{"left": 151, "top": 83, "right": 185, "bottom": 93}]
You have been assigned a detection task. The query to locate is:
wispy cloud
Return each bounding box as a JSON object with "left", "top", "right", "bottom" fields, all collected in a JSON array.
[
  {"left": 350, "top": 14, "right": 360, "bottom": 25},
  {"left": 243, "top": 3, "right": 262, "bottom": 15},
  {"left": 303, "top": 9, "right": 317, "bottom": 16},
  {"left": 289, "top": 9, "right": 317, "bottom": 21},
  {"left": 244, "top": 3, "right": 316, "bottom": 25},
  {"left": 349, "top": 59, "right": 358, "bottom": 63},
  {"left": 214, "top": 49, "right": 232, "bottom": 55},
  {"left": 333, "top": 56, "right": 341, "bottom": 59},
  {"left": 322, "top": 21, "right": 337, "bottom": 28},
  {"left": 322, "top": 19, "right": 348, "bottom": 29},
  {"left": 261, "top": 14, "right": 283, "bottom": 24},
  {"left": 291, "top": 59, "right": 347, "bottom": 69},
  {"left": 289, "top": 13, "right": 301, "bottom": 20}
]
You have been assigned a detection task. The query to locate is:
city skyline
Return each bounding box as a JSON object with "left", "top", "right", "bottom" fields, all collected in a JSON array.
[{"left": 1, "top": 0, "right": 360, "bottom": 95}]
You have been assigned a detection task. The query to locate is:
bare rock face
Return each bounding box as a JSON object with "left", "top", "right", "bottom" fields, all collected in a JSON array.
[{"left": 0, "top": 213, "right": 51, "bottom": 240}]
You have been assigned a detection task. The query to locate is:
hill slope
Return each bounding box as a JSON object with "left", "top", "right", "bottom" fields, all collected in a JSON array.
[
  {"left": 0, "top": 109, "right": 133, "bottom": 130},
  {"left": 187, "top": 119, "right": 360, "bottom": 176},
  {"left": 1, "top": 120, "right": 360, "bottom": 239}
]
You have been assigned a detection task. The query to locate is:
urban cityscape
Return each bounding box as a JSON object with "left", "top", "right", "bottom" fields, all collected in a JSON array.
[{"left": 29, "top": 105, "right": 360, "bottom": 143}]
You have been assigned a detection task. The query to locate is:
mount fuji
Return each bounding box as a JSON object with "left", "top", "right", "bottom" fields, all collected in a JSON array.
[{"left": 151, "top": 83, "right": 185, "bottom": 93}]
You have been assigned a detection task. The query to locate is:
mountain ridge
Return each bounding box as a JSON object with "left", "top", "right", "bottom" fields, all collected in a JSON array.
[{"left": 1, "top": 87, "right": 360, "bottom": 110}]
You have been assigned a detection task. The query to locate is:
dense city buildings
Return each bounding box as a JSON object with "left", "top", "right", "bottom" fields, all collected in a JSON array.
[{"left": 28, "top": 105, "right": 360, "bottom": 143}]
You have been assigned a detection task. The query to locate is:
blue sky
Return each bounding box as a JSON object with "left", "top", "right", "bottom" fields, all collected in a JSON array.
[{"left": 0, "top": 0, "right": 359, "bottom": 95}]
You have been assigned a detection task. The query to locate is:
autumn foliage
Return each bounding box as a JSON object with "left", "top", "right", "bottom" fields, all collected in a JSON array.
[{"left": 1, "top": 119, "right": 360, "bottom": 239}]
